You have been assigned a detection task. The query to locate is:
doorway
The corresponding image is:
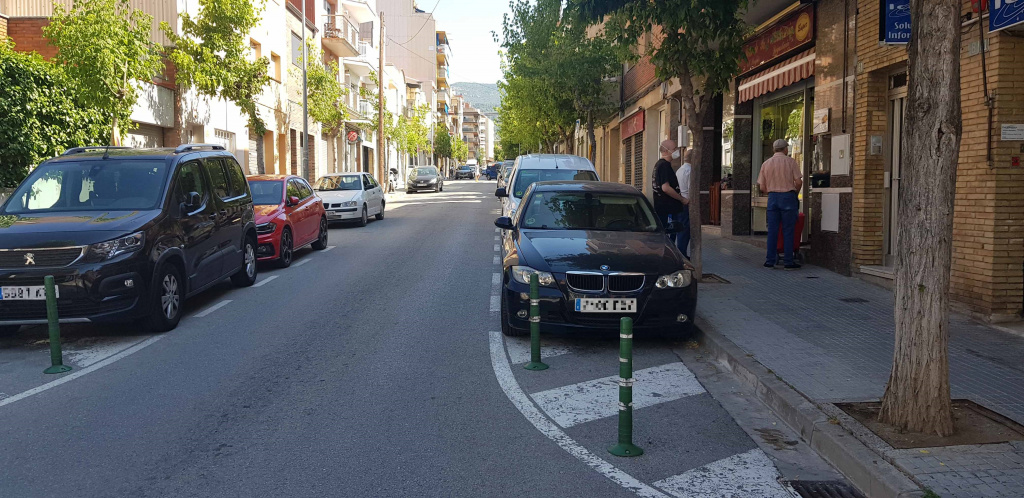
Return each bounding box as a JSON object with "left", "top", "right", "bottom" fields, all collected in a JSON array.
[
  {"left": 752, "top": 84, "right": 813, "bottom": 237},
  {"left": 884, "top": 71, "right": 908, "bottom": 266}
]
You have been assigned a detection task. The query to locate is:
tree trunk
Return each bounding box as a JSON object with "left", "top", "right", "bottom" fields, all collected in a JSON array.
[
  {"left": 687, "top": 114, "right": 704, "bottom": 279},
  {"left": 877, "top": 0, "right": 960, "bottom": 437},
  {"left": 111, "top": 115, "right": 122, "bottom": 146},
  {"left": 587, "top": 112, "right": 597, "bottom": 164}
]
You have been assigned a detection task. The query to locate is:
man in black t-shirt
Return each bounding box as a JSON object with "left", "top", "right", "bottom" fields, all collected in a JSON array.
[{"left": 652, "top": 139, "right": 688, "bottom": 227}]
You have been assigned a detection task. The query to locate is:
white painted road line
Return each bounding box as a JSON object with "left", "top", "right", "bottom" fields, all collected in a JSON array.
[
  {"left": 490, "top": 295, "right": 501, "bottom": 312},
  {"left": 0, "top": 336, "right": 164, "bottom": 409},
  {"left": 293, "top": 259, "right": 311, "bottom": 268},
  {"left": 491, "top": 272, "right": 501, "bottom": 291},
  {"left": 253, "top": 275, "right": 279, "bottom": 287},
  {"left": 323, "top": 245, "right": 337, "bottom": 252},
  {"left": 652, "top": 448, "right": 790, "bottom": 498},
  {"left": 193, "top": 300, "right": 232, "bottom": 318},
  {"left": 504, "top": 336, "right": 577, "bottom": 365},
  {"left": 488, "top": 332, "right": 668, "bottom": 498},
  {"left": 493, "top": 244, "right": 500, "bottom": 252},
  {"left": 493, "top": 255, "right": 500, "bottom": 265},
  {"left": 530, "top": 362, "right": 706, "bottom": 428},
  {"left": 494, "top": 235, "right": 499, "bottom": 241}
]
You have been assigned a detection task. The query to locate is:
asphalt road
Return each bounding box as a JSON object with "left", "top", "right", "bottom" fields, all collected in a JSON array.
[{"left": 0, "top": 181, "right": 844, "bottom": 497}]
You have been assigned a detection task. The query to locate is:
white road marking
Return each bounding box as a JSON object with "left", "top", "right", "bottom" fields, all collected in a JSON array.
[
  {"left": 193, "top": 300, "right": 232, "bottom": 318},
  {"left": 253, "top": 275, "right": 279, "bottom": 287},
  {"left": 323, "top": 245, "right": 337, "bottom": 252},
  {"left": 494, "top": 235, "right": 499, "bottom": 241},
  {"left": 530, "top": 363, "right": 706, "bottom": 428},
  {"left": 504, "top": 336, "right": 578, "bottom": 365},
  {"left": 488, "top": 332, "right": 668, "bottom": 498},
  {"left": 0, "top": 336, "right": 164, "bottom": 409},
  {"left": 491, "top": 272, "right": 501, "bottom": 291},
  {"left": 493, "top": 255, "right": 500, "bottom": 265},
  {"left": 490, "top": 295, "right": 501, "bottom": 312},
  {"left": 63, "top": 337, "right": 149, "bottom": 368},
  {"left": 653, "top": 448, "right": 791, "bottom": 498},
  {"left": 494, "top": 227, "right": 500, "bottom": 233},
  {"left": 293, "top": 259, "right": 311, "bottom": 268},
  {"left": 493, "top": 244, "right": 500, "bottom": 252}
]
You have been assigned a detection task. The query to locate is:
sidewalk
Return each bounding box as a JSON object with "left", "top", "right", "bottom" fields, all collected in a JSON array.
[{"left": 697, "top": 233, "right": 1024, "bottom": 498}]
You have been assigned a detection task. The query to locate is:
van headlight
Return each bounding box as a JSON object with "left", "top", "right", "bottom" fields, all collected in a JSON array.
[
  {"left": 511, "top": 266, "right": 556, "bottom": 287},
  {"left": 656, "top": 270, "right": 692, "bottom": 289},
  {"left": 89, "top": 232, "right": 145, "bottom": 260}
]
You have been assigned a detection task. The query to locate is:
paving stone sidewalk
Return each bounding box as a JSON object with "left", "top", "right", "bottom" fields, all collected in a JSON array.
[{"left": 697, "top": 233, "right": 1024, "bottom": 498}]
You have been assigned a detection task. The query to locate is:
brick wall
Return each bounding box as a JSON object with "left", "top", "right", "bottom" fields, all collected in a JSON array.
[
  {"left": 7, "top": 18, "right": 55, "bottom": 59},
  {"left": 1, "top": 15, "right": 9, "bottom": 39},
  {"left": 623, "top": 56, "right": 657, "bottom": 103}
]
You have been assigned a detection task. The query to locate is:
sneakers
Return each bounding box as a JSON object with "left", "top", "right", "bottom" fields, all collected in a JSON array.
[
  {"left": 784, "top": 263, "right": 802, "bottom": 271},
  {"left": 764, "top": 262, "right": 777, "bottom": 268}
]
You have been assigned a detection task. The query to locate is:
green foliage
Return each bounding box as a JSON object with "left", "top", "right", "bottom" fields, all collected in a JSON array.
[
  {"left": 44, "top": 0, "right": 164, "bottom": 144},
  {"left": 453, "top": 135, "right": 469, "bottom": 163},
  {"left": 297, "top": 40, "right": 349, "bottom": 135},
  {"left": 0, "top": 42, "right": 110, "bottom": 187},
  {"left": 434, "top": 127, "right": 454, "bottom": 160},
  {"left": 162, "top": 0, "right": 270, "bottom": 133},
  {"left": 493, "top": 143, "right": 504, "bottom": 161}
]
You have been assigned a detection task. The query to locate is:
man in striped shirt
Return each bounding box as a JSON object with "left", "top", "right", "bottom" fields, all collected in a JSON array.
[{"left": 757, "top": 139, "right": 802, "bottom": 270}]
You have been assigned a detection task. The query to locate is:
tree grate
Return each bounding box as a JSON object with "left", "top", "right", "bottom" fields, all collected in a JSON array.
[{"left": 786, "top": 480, "right": 865, "bottom": 498}]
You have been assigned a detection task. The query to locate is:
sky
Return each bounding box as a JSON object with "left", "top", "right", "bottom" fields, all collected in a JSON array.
[{"left": 428, "top": 0, "right": 509, "bottom": 84}]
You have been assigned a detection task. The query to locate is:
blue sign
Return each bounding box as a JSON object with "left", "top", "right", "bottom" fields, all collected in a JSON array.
[
  {"left": 991, "top": 0, "right": 1024, "bottom": 32},
  {"left": 883, "top": 1, "right": 912, "bottom": 44}
]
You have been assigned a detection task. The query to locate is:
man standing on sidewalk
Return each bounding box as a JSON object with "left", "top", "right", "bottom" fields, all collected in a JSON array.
[
  {"left": 758, "top": 139, "right": 802, "bottom": 270},
  {"left": 672, "top": 148, "right": 693, "bottom": 258},
  {"left": 652, "top": 139, "right": 688, "bottom": 230}
]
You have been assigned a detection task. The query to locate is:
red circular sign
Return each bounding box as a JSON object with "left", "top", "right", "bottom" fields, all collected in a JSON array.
[{"left": 347, "top": 131, "right": 359, "bottom": 143}]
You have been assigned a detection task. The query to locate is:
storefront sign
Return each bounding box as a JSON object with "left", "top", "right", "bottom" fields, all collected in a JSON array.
[
  {"left": 740, "top": 5, "right": 815, "bottom": 74},
  {"left": 621, "top": 110, "right": 645, "bottom": 140},
  {"left": 1002, "top": 124, "right": 1024, "bottom": 141},
  {"left": 991, "top": 0, "right": 1024, "bottom": 32},
  {"left": 882, "top": 0, "right": 911, "bottom": 44}
]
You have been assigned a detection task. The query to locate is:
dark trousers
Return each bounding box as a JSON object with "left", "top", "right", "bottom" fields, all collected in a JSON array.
[
  {"left": 671, "top": 209, "right": 691, "bottom": 259},
  {"left": 766, "top": 191, "right": 799, "bottom": 266}
]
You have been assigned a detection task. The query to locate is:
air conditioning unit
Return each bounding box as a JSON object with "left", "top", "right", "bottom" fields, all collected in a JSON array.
[{"left": 677, "top": 125, "right": 691, "bottom": 148}]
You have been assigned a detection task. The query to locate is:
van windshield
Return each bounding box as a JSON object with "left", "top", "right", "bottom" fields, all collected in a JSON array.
[
  {"left": 512, "top": 169, "right": 598, "bottom": 199},
  {"left": 2, "top": 160, "right": 168, "bottom": 214}
]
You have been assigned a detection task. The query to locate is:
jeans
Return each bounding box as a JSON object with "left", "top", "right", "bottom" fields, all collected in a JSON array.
[
  {"left": 766, "top": 191, "right": 799, "bottom": 266},
  {"left": 671, "top": 209, "right": 691, "bottom": 259}
]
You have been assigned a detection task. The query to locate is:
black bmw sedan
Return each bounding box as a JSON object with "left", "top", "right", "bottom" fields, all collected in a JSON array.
[{"left": 495, "top": 181, "right": 696, "bottom": 338}]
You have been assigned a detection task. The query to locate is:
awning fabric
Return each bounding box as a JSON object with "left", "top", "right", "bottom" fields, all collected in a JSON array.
[{"left": 738, "top": 48, "right": 815, "bottom": 103}]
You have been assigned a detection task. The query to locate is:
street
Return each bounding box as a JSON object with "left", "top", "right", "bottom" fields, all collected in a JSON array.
[{"left": 0, "top": 181, "right": 846, "bottom": 497}]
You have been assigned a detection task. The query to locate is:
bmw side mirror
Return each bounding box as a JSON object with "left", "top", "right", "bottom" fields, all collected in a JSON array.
[
  {"left": 494, "top": 216, "right": 514, "bottom": 230},
  {"left": 495, "top": 187, "right": 508, "bottom": 198}
]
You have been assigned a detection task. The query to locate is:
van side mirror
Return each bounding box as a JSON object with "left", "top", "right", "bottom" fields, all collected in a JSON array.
[
  {"left": 495, "top": 187, "right": 508, "bottom": 198},
  {"left": 494, "top": 216, "right": 514, "bottom": 230},
  {"left": 181, "top": 192, "right": 201, "bottom": 214}
]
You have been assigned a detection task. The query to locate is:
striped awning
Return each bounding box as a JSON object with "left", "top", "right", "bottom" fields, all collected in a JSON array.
[{"left": 738, "top": 48, "right": 816, "bottom": 103}]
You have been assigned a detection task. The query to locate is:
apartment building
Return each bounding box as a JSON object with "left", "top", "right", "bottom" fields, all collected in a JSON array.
[{"left": 462, "top": 103, "right": 481, "bottom": 163}]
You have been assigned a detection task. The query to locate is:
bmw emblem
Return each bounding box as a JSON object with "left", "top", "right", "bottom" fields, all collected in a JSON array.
[{"left": 600, "top": 265, "right": 610, "bottom": 271}]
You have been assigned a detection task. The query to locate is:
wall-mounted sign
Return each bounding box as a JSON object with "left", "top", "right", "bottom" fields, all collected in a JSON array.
[
  {"left": 1002, "top": 124, "right": 1024, "bottom": 141},
  {"left": 991, "top": 0, "right": 1024, "bottom": 32},
  {"left": 740, "top": 5, "right": 815, "bottom": 74},
  {"left": 347, "top": 130, "right": 359, "bottom": 143},
  {"left": 881, "top": 0, "right": 911, "bottom": 44},
  {"left": 621, "top": 110, "right": 645, "bottom": 140},
  {"left": 813, "top": 108, "right": 831, "bottom": 135}
]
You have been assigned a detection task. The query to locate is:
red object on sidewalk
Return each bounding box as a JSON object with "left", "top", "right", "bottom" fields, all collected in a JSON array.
[{"left": 777, "top": 212, "right": 805, "bottom": 255}]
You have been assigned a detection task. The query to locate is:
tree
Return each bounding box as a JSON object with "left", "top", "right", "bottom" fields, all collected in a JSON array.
[
  {"left": 301, "top": 41, "right": 350, "bottom": 137},
  {"left": 44, "top": 0, "right": 164, "bottom": 145},
  {"left": 877, "top": 0, "right": 961, "bottom": 436},
  {"left": 0, "top": 41, "right": 109, "bottom": 187},
  {"left": 435, "top": 127, "right": 454, "bottom": 171},
  {"left": 162, "top": 0, "right": 270, "bottom": 134},
  {"left": 454, "top": 136, "right": 469, "bottom": 163},
  {"left": 571, "top": 0, "right": 750, "bottom": 279}
]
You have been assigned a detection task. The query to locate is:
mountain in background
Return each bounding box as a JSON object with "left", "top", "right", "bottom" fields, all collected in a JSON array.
[{"left": 450, "top": 82, "right": 500, "bottom": 118}]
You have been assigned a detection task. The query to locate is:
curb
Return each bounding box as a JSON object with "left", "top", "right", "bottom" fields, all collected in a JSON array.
[{"left": 691, "top": 315, "right": 925, "bottom": 498}]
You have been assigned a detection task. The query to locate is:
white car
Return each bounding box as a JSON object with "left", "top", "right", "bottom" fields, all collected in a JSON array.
[{"left": 314, "top": 172, "right": 385, "bottom": 227}]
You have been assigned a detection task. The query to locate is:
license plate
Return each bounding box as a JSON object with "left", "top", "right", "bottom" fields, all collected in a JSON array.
[
  {"left": 327, "top": 212, "right": 342, "bottom": 218},
  {"left": 0, "top": 286, "right": 58, "bottom": 301},
  {"left": 575, "top": 298, "right": 636, "bottom": 313}
]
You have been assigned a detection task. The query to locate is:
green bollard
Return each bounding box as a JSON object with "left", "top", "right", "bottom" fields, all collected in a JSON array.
[
  {"left": 609, "top": 317, "right": 642, "bottom": 457},
  {"left": 43, "top": 275, "right": 72, "bottom": 374},
  {"left": 523, "top": 273, "right": 548, "bottom": 371}
]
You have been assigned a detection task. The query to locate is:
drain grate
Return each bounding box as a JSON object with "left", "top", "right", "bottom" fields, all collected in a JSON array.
[
  {"left": 700, "top": 273, "right": 731, "bottom": 284},
  {"left": 839, "top": 297, "right": 869, "bottom": 303},
  {"left": 786, "top": 480, "right": 864, "bottom": 498}
]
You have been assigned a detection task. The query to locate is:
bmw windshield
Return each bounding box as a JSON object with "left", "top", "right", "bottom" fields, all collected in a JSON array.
[
  {"left": 3, "top": 159, "right": 168, "bottom": 214},
  {"left": 520, "top": 191, "right": 659, "bottom": 232}
]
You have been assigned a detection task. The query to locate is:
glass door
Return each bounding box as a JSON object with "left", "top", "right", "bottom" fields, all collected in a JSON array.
[{"left": 753, "top": 90, "right": 806, "bottom": 234}]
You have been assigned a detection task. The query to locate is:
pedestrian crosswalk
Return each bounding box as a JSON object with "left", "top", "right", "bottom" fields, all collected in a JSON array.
[{"left": 653, "top": 448, "right": 792, "bottom": 498}]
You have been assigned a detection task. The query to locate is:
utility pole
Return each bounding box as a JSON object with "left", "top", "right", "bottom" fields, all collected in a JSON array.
[
  {"left": 378, "top": 10, "right": 385, "bottom": 189},
  {"left": 301, "top": 0, "right": 309, "bottom": 180}
]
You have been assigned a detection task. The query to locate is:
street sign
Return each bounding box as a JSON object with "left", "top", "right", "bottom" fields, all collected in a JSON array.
[
  {"left": 347, "top": 130, "right": 359, "bottom": 143},
  {"left": 882, "top": 0, "right": 911, "bottom": 44},
  {"left": 991, "top": 0, "right": 1024, "bottom": 32}
]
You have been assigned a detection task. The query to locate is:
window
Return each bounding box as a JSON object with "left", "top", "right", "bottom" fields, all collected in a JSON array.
[
  {"left": 291, "top": 33, "right": 303, "bottom": 67},
  {"left": 520, "top": 192, "right": 658, "bottom": 232},
  {"left": 250, "top": 39, "right": 262, "bottom": 61},
  {"left": 176, "top": 161, "right": 208, "bottom": 206},
  {"left": 297, "top": 179, "right": 314, "bottom": 199},
  {"left": 249, "top": 180, "right": 284, "bottom": 206},
  {"left": 362, "top": 174, "right": 373, "bottom": 190},
  {"left": 271, "top": 53, "right": 282, "bottom": 81},
  {"left": 3, "top": 160, "right": 168, "bottom": 214},
  {"left": 286, "top": 179, "right": 302, "bottom": 200},
  {"left": 224, "top": 157, "right": 248, "bottom": 198},
  {"left": 512, "top": 169, "right": 598, "bottom": 199},
  {"left": 203, "top": 158, "right": 231, "bottom": 200},
  {"left": 315, "top": 175, "right": 361, "bottom": 191}
]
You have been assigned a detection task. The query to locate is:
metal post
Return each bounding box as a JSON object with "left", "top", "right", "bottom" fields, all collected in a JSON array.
[
  {"left": 609, "top": 317, "right": 642, "bottom": 457},
  {"left": 43, "top": 275, "right": 71, "bottom": 374},
  {"left": 524, "top": 273, "right": 548, "bottom": 371}
]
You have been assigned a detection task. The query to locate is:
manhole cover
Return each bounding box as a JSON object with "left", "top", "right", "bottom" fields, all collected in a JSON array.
[
  {"left": 786, "top": 480, "right": 864, "bottom": 498},
  {"left": 839, "top": 297, "right": 868, "bottom": 303},
  {"left": 700, "top": 273, "right": 730, "bottom": 284}
]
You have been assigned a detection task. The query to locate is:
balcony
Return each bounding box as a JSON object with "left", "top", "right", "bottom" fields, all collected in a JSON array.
[
  {"left": 436, "top": 64, "right": 449, "bottom": 89},
  {"left": 436, "top": 43, "right": 449, "bottom": 65},
  {"left": 437, "top": 89, "right": 448, "bottom": 104},
  {"left": 323, "top": 16, "right": 360, "bottom": 57},
  {"left": 342, "top": 41, "right": 377, "bottom": 77}
]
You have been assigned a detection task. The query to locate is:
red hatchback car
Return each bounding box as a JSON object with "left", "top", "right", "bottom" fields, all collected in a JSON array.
[{"left": 247, "top": 175, "right": 329, "bottom": 267}]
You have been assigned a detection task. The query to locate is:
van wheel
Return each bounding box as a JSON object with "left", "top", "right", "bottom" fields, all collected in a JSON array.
[
  {"left": 312, "top": 217, "right": 329, "bottom": 250},
  {"left": 146, "top": 264, "right": 183, "bottom": 332},
  {"left": 231, "top": 237, "right": 258, "bottom": 287}
]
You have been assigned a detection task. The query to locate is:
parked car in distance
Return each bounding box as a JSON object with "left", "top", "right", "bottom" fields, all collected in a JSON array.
[
  {"left": 247, "top": 175, "right": 328, "bottom": 268},
  {"left": 455, "top": 165, "right": 476, "bottom": 180},
  {"left": 314, "top": 172, "right": 385, "bottom": 227},
  {"left": 407, "top": 166, "right": 444, "bottom": 193},
  {"left": 494, "top": 181, "right": 695, "bottom": 338},
  {"left": 496, "top": 154, "right": 599, "bottom": 220},
  {"left": 0, "top": 144, "right": 258, "bottom": 334},
  {"left": 483, "top": 164, "right": 500, "bottom": 180},
  {"left": 497, "top": 160, "right": 515, "bottom": 190}
]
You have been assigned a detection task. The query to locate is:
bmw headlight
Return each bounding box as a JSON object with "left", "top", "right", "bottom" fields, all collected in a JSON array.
[
  {"left": 341, "top": 201, "right": 358, "bottom": 207},
  {"left": 655, "top": 270, "right": 692, "bottom": 289},
  {"left": 89, "top": 232, "right": 145, "bottom": 260},
  {"left": 256, "top": 222, "right": 277, "bottom": 235},
  {"left": 428, "top": 178, "right": 438, "bottom": 184},
  {"left": 511, "top": 266, "right": 556, "bottom": 287}
]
